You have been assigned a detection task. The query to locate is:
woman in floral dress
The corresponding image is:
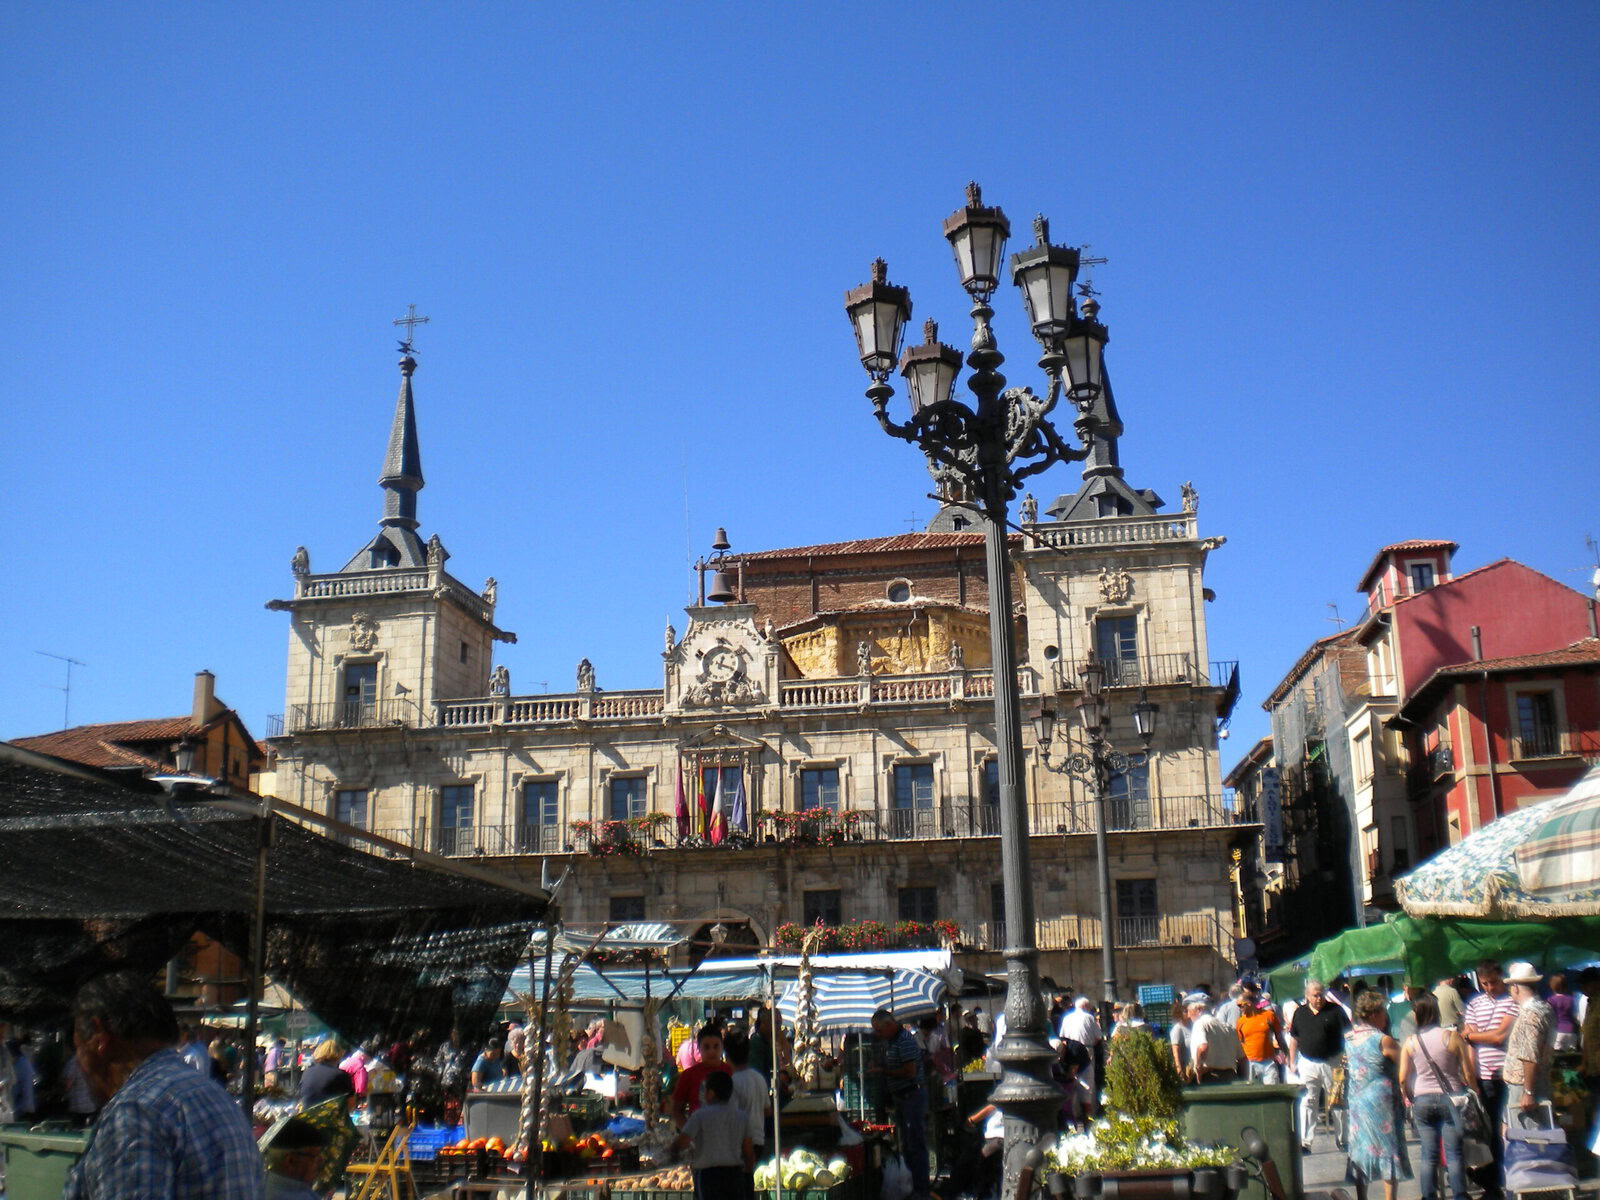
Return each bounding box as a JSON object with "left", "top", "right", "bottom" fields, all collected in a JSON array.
[{"left": 1345, "top": 989, "right": 1411, "bottom": 1200}]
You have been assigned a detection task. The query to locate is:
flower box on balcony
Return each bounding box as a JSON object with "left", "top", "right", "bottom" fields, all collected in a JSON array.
[
  {"left": 773, "top": 918, "right": 960, "bottom": 953},
  {"left": 571, "top": 813, "right": 670, "bottom": 857},
  {"left": 759, "top": 808, "right": 864, "bottom": 847}
]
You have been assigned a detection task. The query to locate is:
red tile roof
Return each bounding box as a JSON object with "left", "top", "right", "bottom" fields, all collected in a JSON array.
[
  {"left": 1399, "top": 638, "right": 1600, "bottom": 718},
  {"left": 12, "top": 717, "right": 201, "bottom": 771},
  {"left": 1356, "top": 540, "right": 1458, "bottom": 593},
  {"left": 742, "top": 531, "right": 1000, "bottom": 561}
]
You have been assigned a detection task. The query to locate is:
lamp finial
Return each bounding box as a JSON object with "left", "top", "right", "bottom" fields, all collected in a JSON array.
[
  {"left": 1080, "top": 295, "right": 1101, "bottom": 321},
  {"left": 923, "top": 317, "right": 939, "bottom": 344},
  {"left": 965, "top": 180, "right": 982, "bottom": 207},
  {"left": 870, "top": 257, "right": 888, "bottom": 283},
  {"left": 1033, "top": 214, "right": 1049, "bottom": 244}
]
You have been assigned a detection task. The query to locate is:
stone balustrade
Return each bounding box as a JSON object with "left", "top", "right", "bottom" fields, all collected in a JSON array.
[{"left": 1024, "top": 513, "right": 1197, "bottom": 548}]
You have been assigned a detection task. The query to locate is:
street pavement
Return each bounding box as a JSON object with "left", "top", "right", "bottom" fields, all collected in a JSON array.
[{"left": 1299, "top": 1120, "right": 1598, "bottom": 1199}]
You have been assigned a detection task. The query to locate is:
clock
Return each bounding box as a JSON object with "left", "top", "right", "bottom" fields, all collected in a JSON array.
[{"left": 703, "top": 646, "right": 741, "bottom": 682}]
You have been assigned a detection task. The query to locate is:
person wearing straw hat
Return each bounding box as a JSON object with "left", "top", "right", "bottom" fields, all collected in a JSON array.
[{"left": 1502, "top": 961, "right": 1555, "bottom": 1115}]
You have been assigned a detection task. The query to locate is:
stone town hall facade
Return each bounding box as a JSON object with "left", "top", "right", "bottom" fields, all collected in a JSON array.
[{"left": 264, "top": 346, "right": 1252, "bottom": 990}]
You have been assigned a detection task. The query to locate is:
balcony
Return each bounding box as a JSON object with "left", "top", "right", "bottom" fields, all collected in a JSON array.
[
  {"left": 1509, "top": 724, "right": 1600, "bottom": 762},
  {"left": 961, "top": 912, "right": 1227, "bottom": 953},
  {"left": 1055, "top": 653, "right": 1205, "bottom": 689},
  {"left": 1024, "top": 513, "right": 1198, "bottom": 549},
  {"left": 354, "top": 793, "right": 1248, "bottom": 860},
  {"left": 1030, "top": 793, "right": 1254, "bottom": 835},
  {"left": 777, "top": 668, "right": 1033, "bottom": 712},
  {"left": 273, "top": 698, "right": 426, "bottom": 734}
]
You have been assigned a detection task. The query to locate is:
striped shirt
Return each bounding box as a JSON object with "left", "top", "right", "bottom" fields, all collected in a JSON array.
[
  {"left": 1463, "top": 991, "right": 1520, "bottom": 1080},
  {"left": 881, "top": 1026, "right": 924, "bottom": 1096}
]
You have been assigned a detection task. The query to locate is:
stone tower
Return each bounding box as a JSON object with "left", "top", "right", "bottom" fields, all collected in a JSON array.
[{"left": 268, "top": 348, "right": 512, "bottom": 742}]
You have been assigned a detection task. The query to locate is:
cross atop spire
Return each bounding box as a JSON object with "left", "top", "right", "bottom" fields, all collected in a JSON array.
[{"left": 393, "top": 303, "right": 430, "bottom": 356}]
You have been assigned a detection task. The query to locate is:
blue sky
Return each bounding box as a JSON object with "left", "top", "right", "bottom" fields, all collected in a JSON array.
[{"left": 3, "top": 4, "right": 1597, "bottom": 761}]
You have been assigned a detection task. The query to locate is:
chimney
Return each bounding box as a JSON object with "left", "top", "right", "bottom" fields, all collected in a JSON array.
[
  {"left": 192, "top": 670, "right": 221, "bottom": 724},
  {"left": 1470, "top": 626, "right": 1483, "bottom": 662}
]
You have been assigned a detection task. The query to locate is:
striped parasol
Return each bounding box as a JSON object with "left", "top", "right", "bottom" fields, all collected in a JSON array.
[
  {"left": 776, "top": 966, "right": 948, "bottom": 1031},
  {"left": 1397, "top": 764, "right": 1600, "bottom": 919}
]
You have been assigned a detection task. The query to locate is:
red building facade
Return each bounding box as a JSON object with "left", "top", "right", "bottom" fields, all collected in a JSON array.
[{"left": 1398, "top": 639, "right": 1600, "bottom": 853}]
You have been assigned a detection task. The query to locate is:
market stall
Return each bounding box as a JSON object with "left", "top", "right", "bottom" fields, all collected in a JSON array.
[{"left": 481, "top": 931, "right": 954, "bottom": 1200}]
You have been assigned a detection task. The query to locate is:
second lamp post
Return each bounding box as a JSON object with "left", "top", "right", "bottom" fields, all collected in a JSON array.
[{"left": 1035, "top": 662, "right": 1158, "bottom": 1031}]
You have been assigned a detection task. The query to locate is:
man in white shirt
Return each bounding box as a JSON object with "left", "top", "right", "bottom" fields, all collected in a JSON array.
[
  {"left": 1188, "top": 995, "right": 1244, "bottom": 1084},
  {"left": 1057, "top": 997, "right": 1104, "bottom": 1107}
]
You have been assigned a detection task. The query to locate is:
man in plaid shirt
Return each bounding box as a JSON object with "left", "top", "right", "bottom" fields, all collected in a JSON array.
[
  {"left": 64, "top": 970, "right": 264, "bottom": 1200},
  {"left": 1462, "top": 959, "right": 1519, "bottom": 1200}
]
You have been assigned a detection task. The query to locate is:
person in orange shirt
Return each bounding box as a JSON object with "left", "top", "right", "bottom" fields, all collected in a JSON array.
[{"left": 1235, "top": 979, "right": 1290, "bottom": 1084}]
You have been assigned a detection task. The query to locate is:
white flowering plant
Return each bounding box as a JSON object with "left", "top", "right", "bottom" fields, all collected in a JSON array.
[{"left": 1045, "top": 1115, "right": 1234, "bottom": 1176}]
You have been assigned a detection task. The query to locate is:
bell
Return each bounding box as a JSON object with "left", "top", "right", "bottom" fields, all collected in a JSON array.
[
  {"left": 711, "top": 528, "right": 731, "bottom": 552},
  {"left": 706, "top": 569, "right": 737, "bottom": 604}
]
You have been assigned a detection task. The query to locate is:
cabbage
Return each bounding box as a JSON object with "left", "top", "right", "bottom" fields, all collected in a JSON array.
[
  {"left": 814, "top": 1171, "right": 837, "bottom": 1188},
  {"left": 827, "top": 1158, "right": 849, "bottom": 1179}
]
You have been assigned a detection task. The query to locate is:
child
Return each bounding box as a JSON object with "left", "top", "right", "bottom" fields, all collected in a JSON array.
[{"left": 674, "top": 1070, "right": 754, "bottom": 1200}]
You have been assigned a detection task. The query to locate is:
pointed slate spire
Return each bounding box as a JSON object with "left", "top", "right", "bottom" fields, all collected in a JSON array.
[{"left": 379, "top": 353, "right": 424, "bottom": 530}]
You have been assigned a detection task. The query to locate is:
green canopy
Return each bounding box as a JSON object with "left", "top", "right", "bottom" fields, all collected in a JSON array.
[
  {"left": 1262, "top": 953, "right": 1311, "bottom": 1003},
  {"left": 1309, "top": 912, "right": 1600, "bottom": 986}
]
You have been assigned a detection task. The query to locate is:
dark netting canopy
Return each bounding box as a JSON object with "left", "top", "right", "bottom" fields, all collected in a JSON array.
[{"left": 0, "top": 746, "right": 550, "bottom": 1045}]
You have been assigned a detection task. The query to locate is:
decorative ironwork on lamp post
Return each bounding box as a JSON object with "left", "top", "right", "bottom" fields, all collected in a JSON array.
[
  {"left": 1034, "top": 662, "right": 1159, "bottom": 1031},
  {"left": 843, "top": 183, "right": 1111, "bottom": 1200}
]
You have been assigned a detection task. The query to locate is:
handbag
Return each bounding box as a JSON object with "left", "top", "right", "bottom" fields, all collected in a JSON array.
[{"left": 1414, "top": 1032, "right": 1493, "bottom": 1162}]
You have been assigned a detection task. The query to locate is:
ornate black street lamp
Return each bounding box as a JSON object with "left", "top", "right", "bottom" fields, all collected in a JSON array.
[
  {"left": 1035, "top": 663, "right": 1159, "bottom": 1030},
  {"left": 844, "top": 183, "right": 1110, "bottom": 1199}
]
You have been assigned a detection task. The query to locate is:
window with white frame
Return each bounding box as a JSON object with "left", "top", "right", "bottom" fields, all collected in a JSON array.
[{"left": 1352, "top": 729, "right": 1374, "bottom": 785}]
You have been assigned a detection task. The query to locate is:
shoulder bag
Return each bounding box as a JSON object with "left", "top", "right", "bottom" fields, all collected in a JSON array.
[{"left": 1414, "top": 1031, "right": 1492, "bottom": 1167}]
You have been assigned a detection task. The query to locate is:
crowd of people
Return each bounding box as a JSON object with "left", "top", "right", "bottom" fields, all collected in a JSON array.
[
  {"left": 1150, "top": 958, "right": 1587, "bottom": 1200},
  {"left": 9, "top": 957, "right": 1591, "bottom": 1200}
]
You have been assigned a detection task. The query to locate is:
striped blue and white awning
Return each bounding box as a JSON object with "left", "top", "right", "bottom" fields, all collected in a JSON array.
[{"left": 776, "top": 967, "right": 947, "bottom": 1031}]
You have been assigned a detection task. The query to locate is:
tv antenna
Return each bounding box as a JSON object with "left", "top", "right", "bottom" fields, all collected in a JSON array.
[
  {"left": 37, "top": 650, "right": 86, "bottom": 728},
  {"left": 1325, "top": 603, "right": 1345, "bottom": 629}
]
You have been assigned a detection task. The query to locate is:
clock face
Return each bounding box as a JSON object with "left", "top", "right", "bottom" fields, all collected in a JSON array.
[{"left": 704, "top": 646, "right": 740, "bottom": 682}]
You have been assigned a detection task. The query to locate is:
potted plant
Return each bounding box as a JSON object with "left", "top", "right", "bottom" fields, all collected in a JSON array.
[{"left": 1045, "top": 1027, "right": 1243, "bottom": 1197}]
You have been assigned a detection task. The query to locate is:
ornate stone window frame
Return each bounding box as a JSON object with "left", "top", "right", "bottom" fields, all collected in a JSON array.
[
  {"left": 512, "top": 770, "right": 567, "bottom": 845},
  {"left": 787, "top": 757, "right": 849, "bottom": 812},
  {"left": 598, "top": 766, "right": 654, "bottom": 822}
]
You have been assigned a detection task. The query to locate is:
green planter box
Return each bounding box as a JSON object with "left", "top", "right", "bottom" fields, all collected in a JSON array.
[
  {"left": 1180, "top": 1084, "right": 1301, "bottom": 1200},
  {"left": 1, "top": 1123, "right": 92, "bottom": 1200}
]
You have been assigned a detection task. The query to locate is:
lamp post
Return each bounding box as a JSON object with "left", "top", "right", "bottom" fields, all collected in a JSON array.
[
  {"left": 844, "top": 183, "right": 1110, "bottom": 1199},
  {"left": 1034, "top": 662, "right": 1158, "bottom": 1030}
]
